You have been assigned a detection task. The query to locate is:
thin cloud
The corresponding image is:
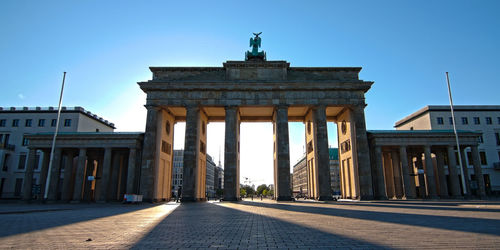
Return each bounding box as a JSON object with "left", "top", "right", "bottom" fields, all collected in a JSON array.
[{"left": 18, "top": 93, "right": 25, "bottom": 100}]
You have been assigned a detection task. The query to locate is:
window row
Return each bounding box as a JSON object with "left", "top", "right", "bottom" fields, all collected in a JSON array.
[
  {"left": 0, "top": 119, "right": 71, "bottom": 128},
  {"left": 437, "top": 116, "right": 500, "bottom": 125}
]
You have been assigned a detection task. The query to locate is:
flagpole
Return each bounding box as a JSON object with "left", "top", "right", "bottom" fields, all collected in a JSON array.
[
  {"left": 446, "top": 72, "right": 467, "bottom": 195},
  {"left": 44, "top": 72, "right": 66, "bottom": 200}
]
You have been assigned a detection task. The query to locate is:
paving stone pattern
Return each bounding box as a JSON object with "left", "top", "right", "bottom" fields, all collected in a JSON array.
[{"left": 0, "top": 200, "right": 499, "bottom": 249}]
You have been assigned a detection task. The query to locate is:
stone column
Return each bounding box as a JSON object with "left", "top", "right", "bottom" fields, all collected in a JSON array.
[
  {"left": 182, "top": 106, "right": 205, "bottom": 201},
  {"left": 423, "top": 146, "right": 438, "bottom": 199},
  {"left": 436, "top": 150, "right": 449, "bottom": 198},
  {"left": 72, "top": 148, "right": 87, "bottom": 202},
  {"left": 126, "top": 148, "right": 137, "bottom": 194},
  {"left": 399, "top": 146, "right": 415, "bottom": 199},
  {"left": 471, "top": 146, "right": 486, "bottom": 198},
  {"left": 349, "top": 105, "right": 372, "bottom": 200},
  {"left": 459, "top": 147, "right": 471, "bottom": 197},
  {"left": 61, "top": 150, "right": 75, "bottom": 202},
  {"left": 224, "top": 106, "right": 240, "bottom": 201},
  {"left": 313, "top": 106, "right": 332, "bottom": 200},
  {"left": 139, "top": 105, "right": 160, "bottom": 202},
  {"left": 22, "top": 148, "right": 37, "bottom": 201},
  {"left": 47, "top": 148, "right": 62, "bottom": 201},
  {"left": 383, "top": 152, "right": 395, "bottom": 199},
  {"left": 110, "top": 152, "right": 121, "bottom": 200},
  {"left": 374, "top": 146, "right": 387, "bottom": 199},
  {"left": 391, "top": 150, "right": 403, "bottom": 198},
  {"left": 38, "top": 149, "right": 50, "bottom": 201},
  {"left": 273, "top": 105, "right": 291, "bottom": 201},
  {"left": 447, "top": 145, "right": 461, "bottom": 198},
  {"left": 98, "top": 147, "right": 112, "bottom": 202}
]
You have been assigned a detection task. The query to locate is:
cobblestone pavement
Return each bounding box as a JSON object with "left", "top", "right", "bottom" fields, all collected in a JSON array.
[{"left": 0, "top": 199, "right": 499, "bottom": 249}]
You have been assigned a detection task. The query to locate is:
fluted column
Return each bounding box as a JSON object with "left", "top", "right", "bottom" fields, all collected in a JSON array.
[
  {"left": 38, "top": 149, "right": 50, "bottom": 201},
  {"left": 374, "top": 146, "right": 387, "bottom": 199},
  {"left": 224, "top": 106, "right": 240, "bottom": 201},
  {"left": 72, "top": 148, "right": 87, "bottom": 202},
  {"left": 399, "top": 146, "right": 415, "bottom": 199},
  {"left": 98, "top": 147, "right": 112, "bottom": 202},
  {"left": 273, "top": 105, "right": 291, "bottom": 201},
  {"left": 423, "top": 145, "right": 438, "bottom": 199},
  {"left": 22, "top": 148, "right": 37, "bottom": 201},
  {"left": 126, "top": 148, "right": 137, "bottom": 194},
  {"left": 391, "top": 150, "right": 403, "bottom": 198},
  {"left": 447, "top": 146, "right": 461, "bottom": 198},
  {"left": 352, "top": 105, "right": 373, "bottom": 200},
  {"left": 139, "top": 105, "right": 160, "bottom": 201},
  {"left": 61, "top": 150, "right": 75, "bottom": 201},
  {"left": 313, "top": 106, "right": 332, "bottom": 200},
  {"left": 436, "top": 150, "right": 449, "bottom": 198},
  {"left": 459, "top": 147, "right": 471, "bottom": 197},
  {"left": 471, "top": 146, "right": 486, "bottom": 198},
  {"left": 47, "top": 148, "right": 62, "bottom": 201}
]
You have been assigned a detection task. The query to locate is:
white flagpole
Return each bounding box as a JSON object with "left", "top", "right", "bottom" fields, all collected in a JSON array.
[
  {"left": 44, "top": 72, "right": 66, "bottom": 200},
  {"left": 446, "top": 72, "right": 467, "bottom": 195}
]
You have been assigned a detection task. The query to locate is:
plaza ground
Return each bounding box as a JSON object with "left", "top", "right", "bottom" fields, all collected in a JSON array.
[{"left": 0, "top": 199, "right": 499, "bottom": 249}]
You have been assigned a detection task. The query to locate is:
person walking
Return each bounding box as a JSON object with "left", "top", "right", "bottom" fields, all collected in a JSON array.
[{"left": 176, "top": 186, "right": 182, "bottom": 203}]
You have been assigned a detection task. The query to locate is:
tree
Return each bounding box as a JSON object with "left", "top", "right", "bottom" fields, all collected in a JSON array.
[
  {"left": 262, "top": 189, "right": 268, "bottom": 196},
  {"left": 257, "top": 184, "right": 268, "bottom": 195},
  {"left": 267, "top": 188, "right": 274, "bottom": 197},
  {"left": 240, "top": 188, "right": 247, "bottom": 197}
]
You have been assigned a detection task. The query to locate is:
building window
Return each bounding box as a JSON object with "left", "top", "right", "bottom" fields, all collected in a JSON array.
[
  {"left": 496, "top": 132, "right": 500, "bottom": 146},
  {"left": 22, "top": 137, "right": 29, "bottom": 146},
  {"left": 2, "top": 154, "right": 9, "bottom": 171},
  {"left": 498, "top": 117, "right": 500, "bottom": 125},
  {"left": 25, "top": 119, "right": 32, "bottom": 127},
  {"left": 0, "top": 119, "right": 5, "bottom": 127},
  {"left": 38, "top": 119, "right": 45, "bottom": 127},
  {"left": 473, "top": 117, "right": 480, "bottom": 125},
  {"left": 486, "top": 117, "right": 492, "bottom": 125},
  {"left": 64, "top": 119, "right": 71, "bottom": 127},
  {"left": 18, "top": 154, "right": 26, "bottom": 170},
  {"left": 479, "top": 135, "right": 484, "bottom": 143},
  {"left": 437, "top": 117, "right": 444, "bottom": 125},
  {"left": 14, "top": 178, "right": 23, "bottom": 197},
  {"left": 466, "top": 152, "right": 473, "bottom": 165},
  {"left": 480, "top": 152, "right": 487, "bottom": 165},
  {"left": 12, "top": 119, "right": 19, "bottom": 127},
  {"left": 51, "top": 119, "right": 57, "bottom": 127},
  {"left": 448, "top": 117, "right": 453, "bottom": 125},
  {"left": 461, "top": 117, "right": 468, "bottom": 125}
]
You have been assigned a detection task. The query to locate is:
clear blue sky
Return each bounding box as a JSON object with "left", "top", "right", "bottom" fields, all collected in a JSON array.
[{"left": 2, "top": 1, "right": 499, "bottom": 185}]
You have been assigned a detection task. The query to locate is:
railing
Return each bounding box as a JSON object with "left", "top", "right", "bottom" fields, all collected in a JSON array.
[
  {"left": 493, "top": 162, "right": 500, "bottom": 170},
  {"left": 0, "top": 144, "right": 15, "bottom": 151}
]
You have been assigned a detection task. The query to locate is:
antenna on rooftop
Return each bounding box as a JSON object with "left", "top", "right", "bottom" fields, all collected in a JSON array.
[{"left": 44, "top": 72, "right": 66, "bottom": 200}]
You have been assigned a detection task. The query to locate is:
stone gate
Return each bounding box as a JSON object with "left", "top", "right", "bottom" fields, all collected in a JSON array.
[{"left": 138, "top": 59, "right": 375, "bottom": 202}]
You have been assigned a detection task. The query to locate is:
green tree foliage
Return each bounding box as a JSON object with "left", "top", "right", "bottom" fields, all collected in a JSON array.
[
  {"left": 262, "top": 189, "right": 268, "bottom": 196},
  {"left": 240, "top": 188, "right": 247, "bottom": 197},
  {"left": 256, "top": 184, "right": 268, "bottom": 195},
  {"left": 267, "top": 188, "right": 274, "bottom": 197}
]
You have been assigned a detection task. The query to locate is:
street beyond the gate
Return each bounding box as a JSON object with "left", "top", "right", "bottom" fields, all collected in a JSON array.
[{"left": 0, "top": 199, "right": 499, "bottom": 249}]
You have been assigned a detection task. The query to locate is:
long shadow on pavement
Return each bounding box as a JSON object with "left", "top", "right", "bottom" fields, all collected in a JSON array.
[
  {"left": 239, "top": 201, "right": 500, "bottom": 237},
  {"left": 0, "top": 203, "right": 165, "bottom": 238},
  {"left": 132, "top": 202, "right": 388, "bottom": 249},
  {"left": 310, "top": 200, "right": 500, "bottom": 213}
]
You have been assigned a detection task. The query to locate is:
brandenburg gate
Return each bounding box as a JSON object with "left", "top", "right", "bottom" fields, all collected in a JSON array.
[{"left": 138, "top": 34, "right": 374, "bottom": 202}]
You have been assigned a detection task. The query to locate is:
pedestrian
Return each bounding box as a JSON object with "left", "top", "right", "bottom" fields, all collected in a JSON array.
[{"left": 176, "top": 186, "right": 182, "bottom": 203}]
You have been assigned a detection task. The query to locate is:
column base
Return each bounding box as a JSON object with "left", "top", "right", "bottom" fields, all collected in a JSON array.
[
  {"left": 276, "top": 196, "right": 293, "bottom": 201},
  {"left": 317, "top": 196, "right": 333, "bottom": 201},
  {"left": 221, "top": 197, "right": 239, "bottom": 201}
]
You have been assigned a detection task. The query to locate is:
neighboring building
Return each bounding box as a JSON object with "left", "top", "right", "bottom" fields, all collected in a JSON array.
[
  {"left": 206, "top": 154, "right": 216, "bottom": 198},
  {"left": 395, "top": 105, "right": 500, "bottom": 194},
  {"left": 292, "top": 148, "right": 339, "bottom": 198},
  {"left": 172, "top": 149, "right": 218, "bottom": 198},
  {"left": 329, "top": 148, "right": 340, "bottom": 195},
  {"left": 214, "top": 165, "right": 224, "bottom": 196},
  {"left": 0, "top": 107, "right": 114, "bottom": 199},
  {"left": 172, "top": 150, "right": 184, "bottom": 196},
  {"left": 292, "top": 154, "right": 307, "bottom": 197}
]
